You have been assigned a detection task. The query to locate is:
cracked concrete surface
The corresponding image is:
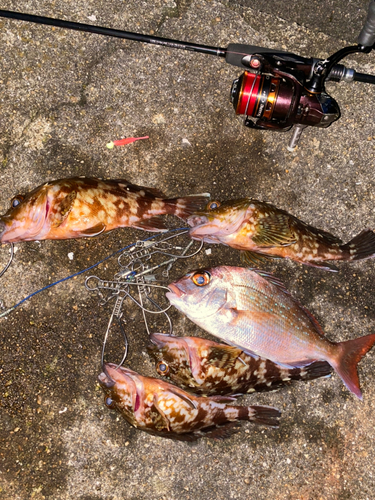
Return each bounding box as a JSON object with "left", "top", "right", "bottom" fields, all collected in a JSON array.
[{"left": 1, "top": 0, "right": 375, "bottom": 499}]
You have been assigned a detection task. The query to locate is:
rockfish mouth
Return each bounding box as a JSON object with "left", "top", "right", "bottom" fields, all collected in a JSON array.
[
  {"left": 188, "top": 214, "right": 209, "bottom": 227},
  {"left": 187, "top": 214, "right": 220, "bottom": 237}
]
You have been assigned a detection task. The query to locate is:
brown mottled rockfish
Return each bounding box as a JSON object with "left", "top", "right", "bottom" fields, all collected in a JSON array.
[
  {"left": 166, "top": 266, "right": 375, "bottom": 399},
  {"left": 0, "top": 177, "right": 210, "bottom": 243},
  {"left": 188, "top": 199, "right": 375, "bottom": 271},
  {"left": 98, "top": 363, "right": 281, "bottom": 441},
  {"left": 148, "top": 333, "right": 332, "bottom": 396}
]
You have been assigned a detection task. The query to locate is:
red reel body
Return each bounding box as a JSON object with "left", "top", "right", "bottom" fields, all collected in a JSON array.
[{"left": 231, "top": 70, "right": 340, "bottom": 131}]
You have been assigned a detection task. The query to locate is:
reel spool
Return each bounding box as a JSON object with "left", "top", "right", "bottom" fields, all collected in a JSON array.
[{"left": 230, "top": 70, "right": 340, "bottom": 133}]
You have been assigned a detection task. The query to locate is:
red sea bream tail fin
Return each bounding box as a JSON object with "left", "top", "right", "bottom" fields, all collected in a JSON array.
[
  {"left": 334, "top": 333, "right": 375, "bottom": 399},
  {"left": 164, "top": 194, "right": 211, "bottom": 220}
]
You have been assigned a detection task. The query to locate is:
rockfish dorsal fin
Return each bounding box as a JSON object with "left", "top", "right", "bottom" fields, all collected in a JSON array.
[
  {"left": 207, "top": 395, "right": 237, "bottom": 403},
  {"left": 252, "top": 213, "right": 296, "bottom": 247},
  {"left": 111, "top": 179, "right": 166, "bottom": 199}
]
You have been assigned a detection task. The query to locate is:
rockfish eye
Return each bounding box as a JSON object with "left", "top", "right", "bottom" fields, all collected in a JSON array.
[
  {"left": 10, "top": 196, "right": 24, "bottom": 208},
  {"left": 104, "top": 396, "right": 116, "bottom": 409},
  {"left": 192, "top": 271, "right": 211, "bottom": 287},
  {"left": 156, "top": 361, "right": 169, "bottom": 376},
  {"left": 206, "top": 200, "right": 220, "bottom": 210}
]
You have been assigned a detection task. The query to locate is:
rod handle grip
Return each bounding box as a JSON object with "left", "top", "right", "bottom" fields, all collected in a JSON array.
[{"left": 358, "top": 0, "right": 375, "bottom": 47}]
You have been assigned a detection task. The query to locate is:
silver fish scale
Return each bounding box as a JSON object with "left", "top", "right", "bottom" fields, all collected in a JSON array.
[
  {"left": 227, "top": 292, "right": 323, "bottom": 363},
  {"left": 173, "top": 267, "right": 330, "bottom": 367}
]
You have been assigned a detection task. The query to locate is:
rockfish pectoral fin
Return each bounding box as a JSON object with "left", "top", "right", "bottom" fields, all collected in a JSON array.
[
  {"left": 302, "top": 260, "right": 339, "bottom": 272},
  {"left": 241, "top": 250, "right": 281, "bottom": 267},
  {"left": 150, "top": 396, "right": 171, "bottom": 432},
  {"left": 77, "top": 222, "right": 106, "bottom": 237},
  {"left": 252, "top": 214, "right": 296, "bottom": 247},
  {"left": 167, "top": 386, "right": 197, "bottom": 409},
  {"left": 133, "top": 217, "right": 168, "bottom": 232}
]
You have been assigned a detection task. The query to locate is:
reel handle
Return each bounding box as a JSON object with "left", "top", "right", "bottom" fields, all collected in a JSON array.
[{"left": 358, "top": 0, "right": 375, "bottom": 47}]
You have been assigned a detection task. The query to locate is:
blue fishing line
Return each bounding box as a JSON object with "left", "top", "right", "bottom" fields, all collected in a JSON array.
[{"left": 0, "top": 228, "right": 189, "bottom": 318}]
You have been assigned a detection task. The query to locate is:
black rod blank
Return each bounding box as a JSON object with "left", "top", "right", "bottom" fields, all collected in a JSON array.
[{"left": 0, "top": 9, "right": 227, "bottom": 58}]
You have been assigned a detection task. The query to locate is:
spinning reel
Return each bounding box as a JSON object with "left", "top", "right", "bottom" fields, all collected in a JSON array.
[{"left": 1, "top": 2, "right": 375, "bottom": 148}]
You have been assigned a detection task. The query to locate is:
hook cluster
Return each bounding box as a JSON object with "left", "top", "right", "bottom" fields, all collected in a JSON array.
[{"left": 84, "top": 230, "right": 204, "bottom": 370}]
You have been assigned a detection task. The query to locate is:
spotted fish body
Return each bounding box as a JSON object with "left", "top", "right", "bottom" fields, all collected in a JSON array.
[
  {"left": 188, "top": 199, "right": 375, "bottom": 271},
  {"left": 148, "top": 333, "right": 332, "bottom": 396},
  {"left": 0, "top": 177, "right": 210, "bottom": 243},
  {"left": 98, "top": 363, "right": 281, "bottom": 441},
  {"left": 166, "top": 266, "right": 375, "bottom": 399}
]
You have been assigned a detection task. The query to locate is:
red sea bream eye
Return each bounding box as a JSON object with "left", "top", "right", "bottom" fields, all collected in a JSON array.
[{"left": 192, "top": 271, "right": 211, "bottom": 286}]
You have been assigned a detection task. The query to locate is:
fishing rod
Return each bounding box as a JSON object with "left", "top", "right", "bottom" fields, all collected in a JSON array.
[{"left": 1, "top": 3, "right": 375, "bottom": 149}]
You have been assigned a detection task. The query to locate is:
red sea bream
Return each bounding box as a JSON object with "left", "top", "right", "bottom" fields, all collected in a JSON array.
[{"left": 166, "top": 266, "right": 375, "bottom": 399}]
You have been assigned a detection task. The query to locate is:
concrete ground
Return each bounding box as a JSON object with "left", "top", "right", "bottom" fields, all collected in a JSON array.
[{"left": 1, "top": 0, "right": 375, "bottom": 498}]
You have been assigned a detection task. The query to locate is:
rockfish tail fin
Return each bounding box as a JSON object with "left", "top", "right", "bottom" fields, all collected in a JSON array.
[
  {"left": 302, "top": 361, "right": 332, "bottom": 380},
  {"left": 241, "top": 405, "right": 281, "bottom": 427},
  {"left": 164, "top": 193, "right": 211, "bottom": 220},
  {"left": 334, "top": 333, "right": 375, "bottom": 399},
  {"left": 341, "top": 229, "right": 375, "bottom": 261}
]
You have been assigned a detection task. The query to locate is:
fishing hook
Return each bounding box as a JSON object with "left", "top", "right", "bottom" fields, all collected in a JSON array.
[{"left": 101, "top": 290, "right": 129, "bottom": 369}]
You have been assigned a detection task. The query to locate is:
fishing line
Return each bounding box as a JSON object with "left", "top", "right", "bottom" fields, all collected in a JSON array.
[
  {"left": 0, "top": 243, "right": 14, "bottom": 279},
  {"left": 0, "top": 228, "right": 189, "bottom": 319}
]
